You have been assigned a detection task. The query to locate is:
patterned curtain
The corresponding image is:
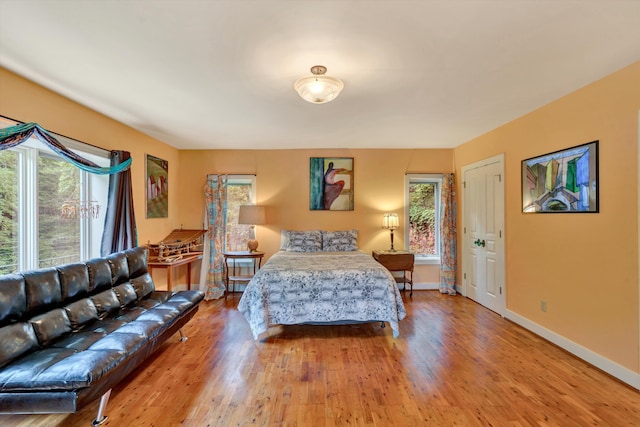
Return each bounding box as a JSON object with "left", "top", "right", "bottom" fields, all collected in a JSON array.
[
  {"left": 439, "top": 173, "right": 457, "bottom": 295},
  {"left": 203, "top": 175, "right": 228, "bottom": 300}
]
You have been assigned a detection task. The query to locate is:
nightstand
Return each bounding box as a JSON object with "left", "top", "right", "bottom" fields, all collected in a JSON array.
[
  {"left": 223, "top": 251, "right": 264, "bottom": 296},
  {"left": 372, "top": 250, "right": 414, "bottom": 296}
]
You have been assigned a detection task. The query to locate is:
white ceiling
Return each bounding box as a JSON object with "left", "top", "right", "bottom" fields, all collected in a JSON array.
[{"left": 1, "top": 1, "right": 639, "bottom": 150}]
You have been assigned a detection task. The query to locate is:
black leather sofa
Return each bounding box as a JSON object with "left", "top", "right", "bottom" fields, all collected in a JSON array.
[{"left": 0, "top": 246, "right": 204, "bottom": 425}]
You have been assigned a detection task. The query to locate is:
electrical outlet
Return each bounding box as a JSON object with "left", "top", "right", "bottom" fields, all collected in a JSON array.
[{"left": 540, "top": 300, "right": 547, "bottom": 312}]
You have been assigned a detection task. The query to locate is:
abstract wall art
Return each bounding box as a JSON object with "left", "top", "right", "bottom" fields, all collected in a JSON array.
[
  {"left": 310, "top": 157, "right": 354, "bottom": 211},
  {"left": 146, "top": 154, "right": 169, "bottom": 218},
  {"left": 522, "top": 141, "right": 599, "bottom": 213}
]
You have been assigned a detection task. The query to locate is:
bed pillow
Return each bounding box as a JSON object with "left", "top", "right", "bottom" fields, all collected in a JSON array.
[
  {"left": 322, "top": 229, "right": 359, "bottom": 252},
  {"left": 286, "top": 230, "right": 323, "bottom": 252},
  {"left": 279, "top": 229, "right": 291, "bottom": 250}
]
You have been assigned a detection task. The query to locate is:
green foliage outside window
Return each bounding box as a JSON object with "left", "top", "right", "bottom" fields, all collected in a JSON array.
[
  {"left": 0, "top": 150, "right": 18, "bottom": 274},
  {"left": 226, "top": 183, "right": 252, "bottom": 251},
  {"left": 409, "top": 182, "right": 436, "bottom": 255},
  {"left": 38, "top": 153, "right": 81, "bottom": 268}
]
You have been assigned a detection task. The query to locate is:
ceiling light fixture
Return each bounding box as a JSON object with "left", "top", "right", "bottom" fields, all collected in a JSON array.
[{"left": 294, "top": 65, "right": 344, "bottom": 104}]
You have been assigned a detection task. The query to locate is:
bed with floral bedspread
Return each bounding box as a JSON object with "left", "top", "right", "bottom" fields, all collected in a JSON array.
[{"left": 237, "top": 250, "right": 407, "bottom": 339}]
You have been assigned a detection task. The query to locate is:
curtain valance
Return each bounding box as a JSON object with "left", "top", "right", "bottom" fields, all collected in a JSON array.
[{"left": 0, "top": 122, "right": 131, "bottom": 175}]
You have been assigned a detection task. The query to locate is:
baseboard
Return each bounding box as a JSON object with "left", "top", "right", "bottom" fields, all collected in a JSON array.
[
  {"left": 412, "top": 282, "right": 439, "bottom": 291},
  {"left": 505, "top": 309, "right": 640, "bottom": 390}
]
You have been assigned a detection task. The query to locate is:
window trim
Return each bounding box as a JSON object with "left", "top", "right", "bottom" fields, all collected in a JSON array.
[
  {"left": 0, "top": 120, "right": 109, "bottom": 272},
  {"left": 405, "top": 174, "right": 442, "bottom": 265},
  {"left": 225, "top": 175, "right": 257, "bottom": 260}
]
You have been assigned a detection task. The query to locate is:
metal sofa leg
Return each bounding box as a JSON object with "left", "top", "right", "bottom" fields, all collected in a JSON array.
[
  {"left": 179, "top": 328, "right": 188, "bottom": 342},
  {"left": 92, "top": 389, "right": 111, "bottom": 426}
]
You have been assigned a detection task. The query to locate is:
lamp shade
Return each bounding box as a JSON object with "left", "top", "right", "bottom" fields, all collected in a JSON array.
[
  {"left": 294, "top": 65, "right": 344, "bottom": 104},
  {"left": 382, "top": 213, "right": 399, "bottom": 229},
  {"left": 238, "top": 205, "right": 266, "bottom": 225}
]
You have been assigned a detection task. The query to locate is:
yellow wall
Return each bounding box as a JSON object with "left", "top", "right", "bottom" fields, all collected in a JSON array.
[
  {"left": 177, "top": 148, "right": 453, "bottom": 284},
  {"left": 0, "top": 67, "right": 182, "bottom": 287},
  {"left": 3, "top": 60, "right": 639, "bottom": 378},
  {"left": 454, "top": 61, "right": 640, "bottom": 373}
]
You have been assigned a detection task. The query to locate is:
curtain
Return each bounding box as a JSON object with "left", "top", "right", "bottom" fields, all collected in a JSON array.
[
  {"left": 1, "top": 122, "right": 137, "bottom": 256},
  {"left": 202, "top": 175, "right": 228, "bottom": 300},
  {"left": 0, "top": 123, "right": 131, "bottom": 174},
  {"left": 439, "top": 173, "right": 457, "bottom": 295},
  {"left": 101, "top": 151, "right": 137, "bottom": 255}
]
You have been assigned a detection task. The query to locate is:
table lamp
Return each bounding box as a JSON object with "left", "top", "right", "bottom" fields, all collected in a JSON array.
[
  {"left": 382, "top": 213, "right": 399, "bottom": 252},
  {"left": 238, "top": 205, "right": 266, "bottom": 252}
]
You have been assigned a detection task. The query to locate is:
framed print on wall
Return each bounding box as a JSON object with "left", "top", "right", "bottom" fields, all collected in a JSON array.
[
  {"left": 310, "top": 157, "right": 354, "bottom": 211},
  {"left": 146, "top": 154, "right": 169, "bottom": 218},
  {"left": 522, "top": 141, "right": 599, "bottom": 213}
]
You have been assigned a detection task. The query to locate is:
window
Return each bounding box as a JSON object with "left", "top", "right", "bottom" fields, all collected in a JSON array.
[
  {"left": 405, "top": 174, "right": 442, "bottom": 264},
  {"left": 0, "top": 119, "right": 109, "bottom": 274},
  {"left": 225, "top": 175, "right": 256, "bottom": 252}
]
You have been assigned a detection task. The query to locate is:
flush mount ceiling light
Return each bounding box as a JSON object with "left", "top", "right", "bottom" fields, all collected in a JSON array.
[{"left": 294, "top": 65, "right": 344, "bottom": 104}]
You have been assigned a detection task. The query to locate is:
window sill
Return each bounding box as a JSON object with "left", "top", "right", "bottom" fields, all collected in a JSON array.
[{"left": 415, "top": 256, "right": 441, "bottom": 266}]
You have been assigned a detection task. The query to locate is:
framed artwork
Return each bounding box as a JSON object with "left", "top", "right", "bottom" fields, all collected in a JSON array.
[
  {"left": 310, "top": 157, "right": 354, "bottom": 211},
  {"left": 146, "top": 154, "right": 169, "bottom": 218},
  {"left": 522, "top": 141, "right": 599, "bottom": 213}
]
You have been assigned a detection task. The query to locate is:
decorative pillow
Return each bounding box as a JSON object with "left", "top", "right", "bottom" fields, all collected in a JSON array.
[
  {"left": 322, "top": 229, "right": 359, "bottom": 252},
  {"left": 279, "top": 229, "right": 291, "bottom": 250},
  {"left": 285, "top": 230, "right": 323, "bottom": 252}
]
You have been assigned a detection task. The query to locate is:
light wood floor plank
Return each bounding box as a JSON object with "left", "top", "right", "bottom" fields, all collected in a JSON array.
[{"left": 1, "top": 291, "right": 639, "bottom": 426}]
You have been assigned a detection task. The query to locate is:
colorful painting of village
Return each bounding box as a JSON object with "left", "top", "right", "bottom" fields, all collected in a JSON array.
[{"left": 522, "top": 142, "right": 598, "bottom": 213}]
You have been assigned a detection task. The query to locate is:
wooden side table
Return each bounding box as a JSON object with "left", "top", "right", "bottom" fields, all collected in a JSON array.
[
  {"left": 223, "top": 251, "right": 264, "bottom": 295},
  {"left": 148, "top": 252, "right": 203, "bottom": 292},
  {"left": 372, "top": 250, "right": 415, "bottom": 296}
]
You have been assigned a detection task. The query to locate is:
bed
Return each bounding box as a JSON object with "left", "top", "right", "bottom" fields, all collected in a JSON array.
[{"left": 237, "top": 229, "right": 407, "bottom": 340}]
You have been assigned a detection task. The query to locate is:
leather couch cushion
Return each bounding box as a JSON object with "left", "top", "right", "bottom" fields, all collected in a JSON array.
[
  {"left": 91, "top": 290, "right": 121, "bottom": 320},
  {"left": 52, "top": 329, "right": 106, "bottom": 351},
  {"left": 0, "top": 347, "right": 77, "bottom": 390},
  {"left": 86, "top": 258, "right": 112, "bottom": 293},
  {"left": 136, "top": 307, "right": 179, "bottom": 324},
  {"left": 30, "top": 309, "right": 72, "bottom": 346},
  {"left": 89, "top": 332, "right": 147, "bottom": 354},
  {"left": 25, "top": 348, "right": 124, "bottom": 390},
  {"left": 23, "top": 269, "right": 62, "bottom": 317},
  {"left": 131, "top": 273, "right": 155, "bottom": 299},
  {"left": 113, "top": 320, "right": 163, "bottom": 339},
  {"left": 0, "top": 322, "right": 39, "bottom": 368},
  {"left": 126, "top": 247, "right": 148, "bottom": 277},
  {"left": 64, "top": 299, "right": 99, "bottom": 331},
  {"left": 113, "top": 283, "right": 137, "bottom": 307},
  {"left": 107, "top": 252, "right": 130, "bottom": 286},
  {"left": 57, "top": 263, "right": 90, "bottom": 302},
  {"left": 0, "top": 274, "right": 26, "bottom": 326}
]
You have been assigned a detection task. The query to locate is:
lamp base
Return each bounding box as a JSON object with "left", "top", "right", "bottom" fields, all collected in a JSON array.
[
  {"left": 389, "top": 229, "right": 396, "bottom": 252},
  {"left": 247, "top": 239, "right": 259, "bottom": 252}
]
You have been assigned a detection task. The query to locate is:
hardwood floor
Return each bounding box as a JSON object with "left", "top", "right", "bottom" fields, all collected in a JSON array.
[{"left": 2, "top": 291, "right": 639, "bottom": 426}]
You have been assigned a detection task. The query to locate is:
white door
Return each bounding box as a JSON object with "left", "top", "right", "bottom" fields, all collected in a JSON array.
[{"left": 463, "top": 154, "right": 505, "bottom": 315}]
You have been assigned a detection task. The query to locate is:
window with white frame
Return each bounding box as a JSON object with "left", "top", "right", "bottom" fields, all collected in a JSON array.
[
  {"left": 0, "top": 118, "right": 109, "bottom": 274},
  {"left": 225, "top": 175, "right": 256, "bottom": 252},
  {"left": 405, "top": 174, "right": 442, "bottom": 264}
]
